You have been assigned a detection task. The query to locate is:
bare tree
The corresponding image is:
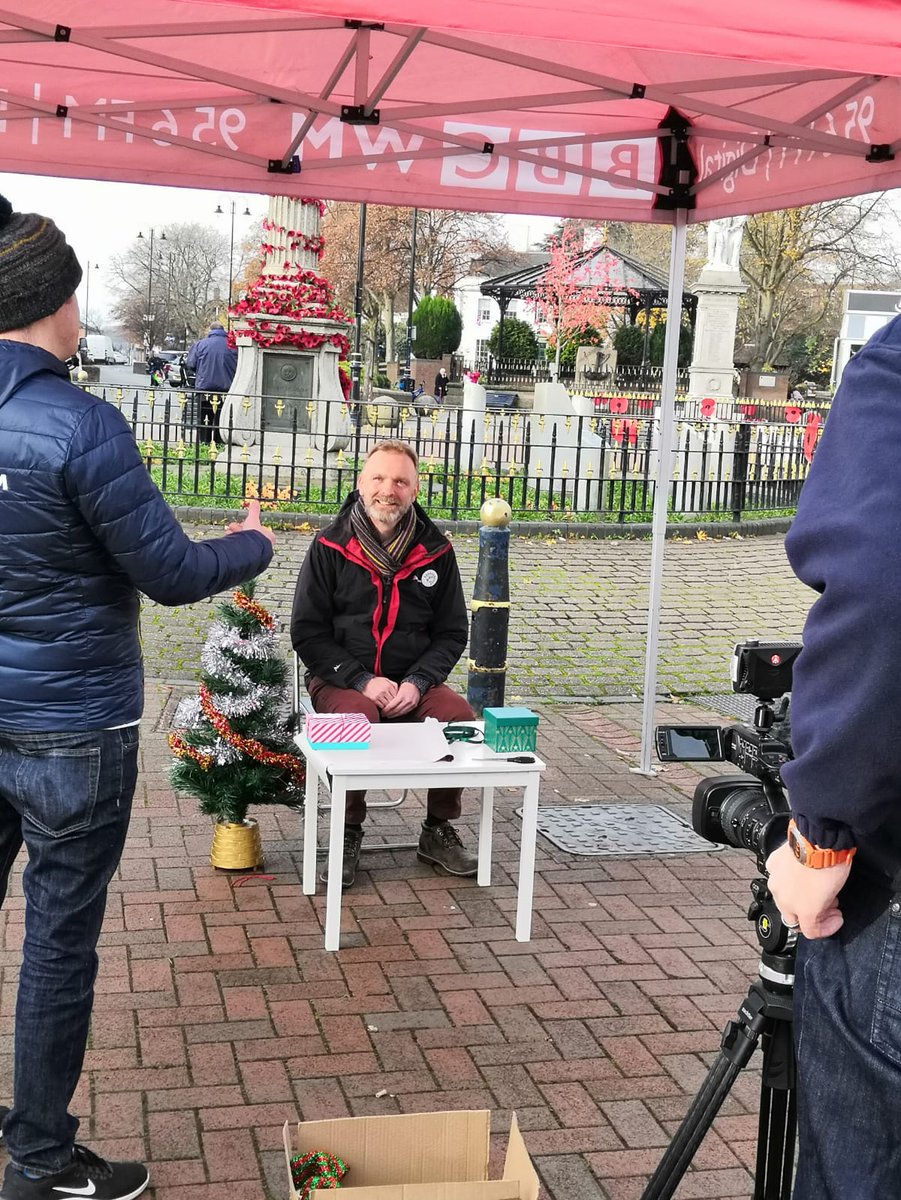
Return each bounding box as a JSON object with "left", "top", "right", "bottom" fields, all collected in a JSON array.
[
  {"left": 108, "top": 223, "right": 231, "bottom": 351},
  {"left": 320, "top": 203, "right": 511, "bottom": 364},
  {"left": 738, "top": 196, "right": 901, "bottom": 368}
]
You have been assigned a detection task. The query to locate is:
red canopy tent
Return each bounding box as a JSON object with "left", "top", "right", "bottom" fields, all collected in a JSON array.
[
  {"left": 1, "top": 2, "right": 899, "bottom": 216},
  {"left": 2, "top": 0, "right": 897, "bottom": 765}
]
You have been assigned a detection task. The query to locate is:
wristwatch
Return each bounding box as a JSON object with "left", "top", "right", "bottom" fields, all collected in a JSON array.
[{"left": 787, "top": 819, "right": 857, "bottom": 869}]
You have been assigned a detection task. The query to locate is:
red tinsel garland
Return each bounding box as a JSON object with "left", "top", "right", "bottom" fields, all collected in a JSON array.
[
  {"left": 233, "top": 589, "right": 276, "bottom": 630},
  {"left": 199, "top": 684, "right": 305, "bottom": 781},
  {"left": 169, "top": 732, "right": 214, "bottom": 770}
]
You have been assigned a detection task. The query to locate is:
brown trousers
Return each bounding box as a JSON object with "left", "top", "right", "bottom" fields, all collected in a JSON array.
[{"left": 307, "top": 677, "right": 475, "bottom": 824}]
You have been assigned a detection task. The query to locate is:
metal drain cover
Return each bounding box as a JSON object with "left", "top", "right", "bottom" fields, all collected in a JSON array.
[
  {"left": 516, "top": 803, "right": 721, "bottom": 857},
  {"left": 686, "top": 693, "right": 758, "bottom": 721}
]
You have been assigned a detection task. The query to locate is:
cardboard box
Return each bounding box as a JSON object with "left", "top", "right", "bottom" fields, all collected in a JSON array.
[
  {"left": 284, "top": 1110, "right": 539, "bottom": 1200},
  {"left": 305, "top": 712, "right": 371, "bottom": 750}
]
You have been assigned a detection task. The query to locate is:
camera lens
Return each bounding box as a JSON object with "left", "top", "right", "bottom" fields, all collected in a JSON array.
[{"left": 718, "top": 787, "right": 775, "bottom": 856}]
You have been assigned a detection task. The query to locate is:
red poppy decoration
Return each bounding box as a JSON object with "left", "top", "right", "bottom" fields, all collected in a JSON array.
[
  {"left": 225, "top": 265, "right": 352, "bottom": 357},
  {"left": 804, "top": 412, "right": 822, "bottom": 462},
  {"left": 338, "top": 365, "right": 351, "bottom": 401},
  {"left": 700, "top": 397, "right": 716, "bottom": 418},
  {"left": 609, "top": 395, "right": 628, "bottom": 414},
  {"left": 785, "top": 406, "right": 802, "bottom": 424}
]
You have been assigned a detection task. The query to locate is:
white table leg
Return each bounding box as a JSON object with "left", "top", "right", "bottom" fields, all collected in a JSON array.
[
  {"left": 302, "top": 764, "right": 319, "bottom": 896},
  {"left": 477, "top": 786, "right": 494, "bottom": 887},
  {"left": 515, "top": 774, "right": 540, "bottom": 942},
  {"left": 324, "top": 779, "right": 347, "bottom": 952}
]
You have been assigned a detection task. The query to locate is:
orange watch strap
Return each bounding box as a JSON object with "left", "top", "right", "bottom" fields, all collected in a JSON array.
[{"left": 787, "top": 819, "right": 857, "bottom": 868}]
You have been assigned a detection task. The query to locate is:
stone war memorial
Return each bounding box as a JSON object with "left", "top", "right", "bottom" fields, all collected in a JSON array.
[
  {"left": 687, "top": 214, "right": 748, "bottom": 403},
  {"left": 219, "top": 194, "right": 353, "bottom": 459}
]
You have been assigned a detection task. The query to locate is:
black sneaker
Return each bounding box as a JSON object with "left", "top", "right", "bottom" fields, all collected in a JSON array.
[
  {"left": 319, "top": 826, "right": 364, "bottom": 889},
  {"left": 0, "top": 1106, "right": 7, "bottom": 1143},
  {"left": 417, "top": 821, "right": 478, "bottom": 876},
  {"left": 0, "top": 1146, "right": 148, "bottom": 1200}
]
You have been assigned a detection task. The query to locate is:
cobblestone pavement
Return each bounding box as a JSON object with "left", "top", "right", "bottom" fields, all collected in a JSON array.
[
  {"left": 141, "top": 521, "right": 813, "bottom": 701},
  {"left": 0, "top": 524, "right": 814, "bottom": 1200}
]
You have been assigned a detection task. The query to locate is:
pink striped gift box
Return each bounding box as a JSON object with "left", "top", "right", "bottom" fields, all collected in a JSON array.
[{"left": 305, "top": 712, "right": 371, "bottom": 749}]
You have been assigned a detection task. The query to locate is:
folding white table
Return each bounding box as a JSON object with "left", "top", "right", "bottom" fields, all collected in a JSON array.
[{"left": 294, "top": 721, "right": 545, "bottom": 951}]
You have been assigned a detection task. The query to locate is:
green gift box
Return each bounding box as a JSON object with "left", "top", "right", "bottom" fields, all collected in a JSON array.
[{"left": 483, "top": 706, "right": 539, "bottom": 753}]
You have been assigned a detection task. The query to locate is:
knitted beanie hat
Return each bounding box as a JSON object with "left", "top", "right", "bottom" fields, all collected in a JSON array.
[{"left": 0, "top": 193, "right": 82, "bottom": 333}]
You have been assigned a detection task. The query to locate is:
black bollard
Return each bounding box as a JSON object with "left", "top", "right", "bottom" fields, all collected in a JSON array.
[{"left": 467, "top": 498, "right": 512, "bottom": 715}]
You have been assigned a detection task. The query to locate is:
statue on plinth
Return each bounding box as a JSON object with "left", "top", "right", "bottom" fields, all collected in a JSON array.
[{"left": 705, "top": 215, "right": 748, "bottom": 272}]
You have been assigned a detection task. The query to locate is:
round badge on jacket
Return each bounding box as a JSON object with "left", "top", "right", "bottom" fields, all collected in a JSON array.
[{"left": 421, "top": 569, "right": 438, "bottom": 588}]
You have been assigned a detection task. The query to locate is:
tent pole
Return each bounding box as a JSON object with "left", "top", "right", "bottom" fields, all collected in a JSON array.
[{"left": 636, "top": 210, "right": 688, "bottom": 775}]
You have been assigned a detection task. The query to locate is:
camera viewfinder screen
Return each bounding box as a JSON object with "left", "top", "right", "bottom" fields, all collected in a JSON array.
[{"left": 668, "top": 728, "right": 722, "bottom": 759}]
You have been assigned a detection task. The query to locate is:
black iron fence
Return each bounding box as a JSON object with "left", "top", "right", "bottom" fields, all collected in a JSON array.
[
  {"left": 84, "top": 383, "right": 820, "bottom": 524},
  {"left": 455, "top": 358, "right": 693, "bottom": 394}
]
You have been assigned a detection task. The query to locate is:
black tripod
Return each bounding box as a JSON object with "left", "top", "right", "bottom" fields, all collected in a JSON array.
[{"left": 640, "top": 877, "right": 798, "bottom": 1200}]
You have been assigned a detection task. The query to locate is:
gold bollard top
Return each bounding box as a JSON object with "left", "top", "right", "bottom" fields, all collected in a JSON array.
[{"left": 480, "top": 497, "right": 512, "bottom": 527}]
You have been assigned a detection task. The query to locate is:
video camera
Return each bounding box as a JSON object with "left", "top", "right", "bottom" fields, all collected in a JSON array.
[{"left": 656, "top": 640, "right": 801, "bottom": 872}]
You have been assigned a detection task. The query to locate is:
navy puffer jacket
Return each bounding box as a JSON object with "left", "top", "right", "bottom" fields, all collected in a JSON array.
[{"left": 0, "top": 341, "right": 273, "bottom": 731}]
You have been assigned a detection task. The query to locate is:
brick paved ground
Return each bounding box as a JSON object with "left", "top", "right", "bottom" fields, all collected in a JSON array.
[{"left": 0, "top": 525, "right": 810, "bottom": 1200}]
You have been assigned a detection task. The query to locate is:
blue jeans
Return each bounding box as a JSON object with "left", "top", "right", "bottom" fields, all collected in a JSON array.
[
  {"left": 0, "top": 726, "right": 139, "bottom": 1174},
  {"left": 793, "top": 875, "right": 901, "bottom": 1199}
]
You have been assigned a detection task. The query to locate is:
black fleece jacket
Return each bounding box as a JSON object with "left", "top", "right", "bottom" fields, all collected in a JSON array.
[{"left": 290, "top": 494, "right": 468, "bottom": 690}]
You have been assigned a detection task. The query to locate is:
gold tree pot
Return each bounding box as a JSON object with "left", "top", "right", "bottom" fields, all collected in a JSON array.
[{"left": 210, "top": 818, "right": 263, "bottom": 871}]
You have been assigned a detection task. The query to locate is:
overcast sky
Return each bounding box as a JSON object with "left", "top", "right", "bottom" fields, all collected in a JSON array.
[{"left": 1, "top": 171, "right": 556, "bottom": 327}]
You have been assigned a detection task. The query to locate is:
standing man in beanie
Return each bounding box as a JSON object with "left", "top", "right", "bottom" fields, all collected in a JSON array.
[
  {"left": 291, "top": 440, "right": 478, "bottom": 888},
  {"left": 184, "top": 321, "right": 237, "bottom": 444},
  {"left": 0, "top": 194, "right": 276, "bottom": 1200}
]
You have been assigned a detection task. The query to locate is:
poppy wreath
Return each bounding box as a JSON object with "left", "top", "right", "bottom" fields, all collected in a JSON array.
[
  {"left": 227, "top": 270, "right": 351, "bottom": 354},
  {"left": 228, "top": 323, "right": 351, "bottom": 356}
]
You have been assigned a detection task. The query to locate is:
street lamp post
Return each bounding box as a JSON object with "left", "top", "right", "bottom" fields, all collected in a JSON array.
[
  {"left": 351, "top": 203, "right": 368, "bottom": 409},
  {"left": 136, "top": 228, "right": 166, "bottom": 354},
  {"left": 215, "top": 201, "right": 252, "bottom": 328},
  {"left": 404, "top": 208, "right": 419, "bottom": 391}
]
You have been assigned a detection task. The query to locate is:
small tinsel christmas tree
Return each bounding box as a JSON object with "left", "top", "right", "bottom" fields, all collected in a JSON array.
[{"left": 169, "top": 581, "right": 304, "bottom": 834}]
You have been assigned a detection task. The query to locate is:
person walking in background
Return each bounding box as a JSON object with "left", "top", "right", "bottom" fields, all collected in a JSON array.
[
  {"left": 434, "top": 366, "right": 449, "bottom": 402},
  {"left": 0, "top": 193, "right": 276, "bottom": 1200},
  {"left": 184, "top": 321, "right": 237, "bottom": 444}
]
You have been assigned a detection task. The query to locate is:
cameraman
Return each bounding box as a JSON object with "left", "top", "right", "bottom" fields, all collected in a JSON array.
[{"left": 767, "top": 316, "right": 901, "bottom": 1199}]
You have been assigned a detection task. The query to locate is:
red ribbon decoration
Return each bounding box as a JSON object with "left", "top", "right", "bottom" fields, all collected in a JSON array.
[{"left": 803, "top": 412, "right": 822, "bottom": 462}]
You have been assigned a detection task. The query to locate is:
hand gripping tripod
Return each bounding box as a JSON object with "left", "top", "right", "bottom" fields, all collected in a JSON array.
[{"left": 640, "top": 877, "right": 798, "bottom": 1200}]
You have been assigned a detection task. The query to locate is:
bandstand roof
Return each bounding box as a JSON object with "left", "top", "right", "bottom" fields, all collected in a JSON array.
[{"left": 480, "top": 244, "right": 696, "bottom": 315}]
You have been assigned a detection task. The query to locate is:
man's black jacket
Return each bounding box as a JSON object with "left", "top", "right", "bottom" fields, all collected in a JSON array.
[{"left": 291, "top": 493, "right": 468, "bottom": 690}]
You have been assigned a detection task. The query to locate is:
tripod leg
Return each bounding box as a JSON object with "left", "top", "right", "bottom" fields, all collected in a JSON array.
[
  {"left": 640, "top": 987, "right": 772, "bottom": 1200},
  {"left": 755, "top": 1021, "right": 797, "bottom": 1200},
  {"left": 639, "top": 1049, "right": 745, "bottom": 1200}
]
